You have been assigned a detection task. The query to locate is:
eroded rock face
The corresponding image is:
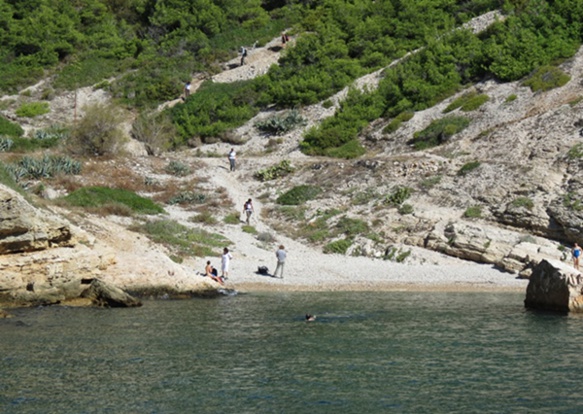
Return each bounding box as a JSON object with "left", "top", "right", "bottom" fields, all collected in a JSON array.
[
  {"left": 425, "top": 221, "right": 565, "bottom": 273},
  {"left": 0, "top": 185, "right": 73, "bottom": 254},
  {"left": 81, "top": 279, "right": 142, "bottom": 308},
  {"left": 524, "top": 259, "right": 583, "bottom": 313}
]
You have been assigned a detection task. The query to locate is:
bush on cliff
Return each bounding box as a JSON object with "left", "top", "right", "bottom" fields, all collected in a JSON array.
[{"left": 61, "top": 186, "right": 164, "bottom": 215}]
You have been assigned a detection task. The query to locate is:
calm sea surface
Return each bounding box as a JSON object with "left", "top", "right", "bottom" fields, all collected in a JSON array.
[{"left": 2, "top": 291, "right": 583, "bottom": 413}]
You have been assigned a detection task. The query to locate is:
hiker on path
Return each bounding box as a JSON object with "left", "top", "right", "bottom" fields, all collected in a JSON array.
[
  {"left": 243, "top": 198, "right": 254, "bottom": 224},
  {"left": 573, "top": 243, "right": 582, "bottom": 270},
  {"left": 184, "top": 81, "right": 191, "bottom": 99},
  {"left": 228, "top": 148, "right": 236, "bottom": 172},
  {"left": 221, "top": 247, "right": 233, "bottom": 279},
  {"left": 240, "top": 46, "right": 247, "bottom": 66},
  {"left": 274, "top": 245, "right": 287, "bottom": 279}
]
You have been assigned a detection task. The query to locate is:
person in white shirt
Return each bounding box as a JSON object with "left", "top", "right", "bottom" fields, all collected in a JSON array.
[
  {"left": 221, "top": 247, "right": 233, "bottom": 279},
  {"left": 228, "top": 148, "right": 236, "bottom": 172}
]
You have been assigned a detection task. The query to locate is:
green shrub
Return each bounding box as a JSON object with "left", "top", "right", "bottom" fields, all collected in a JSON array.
[
  {"left": 0, "top": 116, "right": 24, "bottom": 137},
  {"left": 385, "top": 186, "right": 412, "bottom": 206},
  {"left": 224, "top": 212, "right": 241, "bottom": 224},
  {"left": 242, "top": 225, "right": 258, "bottom": 234},
  {"left": 443, "top": 92, "right": 488, "bottom": 113},
  {"left": 351, "top": 188, "right": 378, "bottom": 205},
  {"left": 168, "top": 192, "right": 206, "bottom": 205},
  {"left": 276, "top": 185, "right": 322, "bottom": 205},
  {"left": 511, "top": 197, "right": 534, "bottom": 210},
  {"left": 409, "top": 116, "right": 470, "bottom": 150},
  {"left": 569, "top": 97, "right": 583, "bottom": 107},
  {"left": 563, "top": 193, "right": 582, "bottom": 211},
  {"left": 323, "top": 239, "right": 352, "bottom": 254},
  {"left": 254, "top": 110, "right": 307, "bottom": 136},
  {"left": 189, "top": 212, "right": 217, "bottom": 225},
  {"left": 335, "top": 216, "right": 369, "bottom": 237},
  {"left": 383, "top": 111, "right": 415, "bottom": 134},
  {"left": 135, "top": 219, "right": 228, "bottom": 259},
  {"left": 6, "top": 155, "right": 81, "bottom": 181},
  {"left": 61, "top": 187, "right": 164, "bottom": 215},
  {"left": 457, "top": 161, "right": 480, "bottom": 176},
  {"left": 505, "top": 94, "right": 518, "bottom": 103},
  {"left": 567, "top": 144, "right": 583, "bottom": 159},
  {"left": 165, "top": 161, "right": 191, "bottom": 177},
  {"left": 322, "top": 100, "right": 334, "bottom": 109},
  {"left": 15, "top": 102, "right": 50, "bottom": 118},
  {"left": 419, "top": 175, "right": 442, "bottom": 190},
  {"left": 254, "top": 160, "right": 294, "bottom": 182},
  {"left": 325, "top": 139, "right": 366, "bottom": 159},
  {"left": 464, "top": 206, "right": 482, "bottom": 218},
  {"left": 132, "top": 112, "right": 176, "bottom": 156},
  {"left": 0, "top": 137, "right": 14, "bottom": 152},
  {"left": 522, "top": 66, "right": 570, "bottom": 92},
  {"left": 68, "top": 104, "right": 126, "bottom": 156},
  {"left": 399, "top": 203, "right": 414, "bottom": 215}
]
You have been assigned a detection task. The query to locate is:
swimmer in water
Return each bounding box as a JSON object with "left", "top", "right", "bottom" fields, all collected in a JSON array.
[{"left": 305, "top": 314, "right": 316, "bottom": 322}]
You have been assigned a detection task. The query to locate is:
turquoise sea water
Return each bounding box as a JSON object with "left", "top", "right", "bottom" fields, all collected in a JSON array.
[{"left": 1, "top": 291, "right": 583, "bottom": 413}]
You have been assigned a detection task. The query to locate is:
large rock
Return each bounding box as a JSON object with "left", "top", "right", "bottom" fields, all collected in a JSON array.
[
  {"left": 0, "top": 185, "right": 73, "bottom": 254},
  {"left": 81, "top": 279, "right": 142, "bottom": 308},
  {"left": 524, "top": 259, "right": 583, "bottom": 313}
]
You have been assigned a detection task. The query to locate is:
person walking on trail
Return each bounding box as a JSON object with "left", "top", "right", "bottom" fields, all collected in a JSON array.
[
  {"left": 243, "top": 198, "right": 254, "bottom": 224},
  {"left": 274, "top": 245, "right": 287, "bottom": 279},
  {"left": 240, "top": 46, "right": 247, "bottom": 66},
  {"left": 573, "top": 243, "right": 582, "bottom": 270},
  {"left": 228, "top": 148, "right": 236, "bottom": 172},
  {"left": 221, "top": 247, "right": 233, "bottom": 279},
  {"left": 184, "top": 81, "right": 191, "bottom": 99}
]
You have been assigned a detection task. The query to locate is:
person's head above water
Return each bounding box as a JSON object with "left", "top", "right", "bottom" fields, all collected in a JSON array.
[{"left": 305, "top": 314, "right": 316, "bottom": 322}]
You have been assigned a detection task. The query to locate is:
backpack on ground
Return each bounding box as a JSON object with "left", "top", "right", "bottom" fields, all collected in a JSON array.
[{"left": 258, "top": 266, "right": 269, "bottom": 275}]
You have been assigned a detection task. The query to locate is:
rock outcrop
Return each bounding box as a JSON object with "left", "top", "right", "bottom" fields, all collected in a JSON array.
[
  {"left": 0, "top": 185, "right": 73, "bottom": 254},
  {"left": 524, "top": 259, "right": 583, "bottom": 312},
  {"left": 81, "top": 279, "right": 142, "bottom": 307}
]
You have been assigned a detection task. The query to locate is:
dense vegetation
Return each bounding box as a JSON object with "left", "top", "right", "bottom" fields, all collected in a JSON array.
[{"left": 2, "top": 0, "right": 583, "bottom": 157}]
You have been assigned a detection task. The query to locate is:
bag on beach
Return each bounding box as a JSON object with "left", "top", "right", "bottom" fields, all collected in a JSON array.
[{"left": 258, "top": 266, "right": 269, "bottom": 275}]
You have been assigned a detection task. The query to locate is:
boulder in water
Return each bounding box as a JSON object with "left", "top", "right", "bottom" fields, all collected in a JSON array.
[
  {"left": 524, "top": 259, "right": 583, "bottom": 313},
  {"left": 81, "top": 279, "right": 142, "bottom": 308}
]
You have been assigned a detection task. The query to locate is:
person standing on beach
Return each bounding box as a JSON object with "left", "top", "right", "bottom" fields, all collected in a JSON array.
[
  {"left": 243, "top": 198, "right": 254, "bottom": 224},
  {"left": 228, "top": 148, "right": 236, "bottom": 172},
  {"left": 274, "top": 245, "right": 287, "bottom": 279},
  {"left": 221, "top": 247, "right": 233, "bottom": 279},
  {"left": 573, "top": 243, "right": 582, "bottom": 270}
]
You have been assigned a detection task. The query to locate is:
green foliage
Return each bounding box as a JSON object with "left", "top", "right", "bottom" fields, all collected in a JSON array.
[
  {"left": 505, "top": 94, "right": 518, "bottom": 103},
  {"left": 385, "top": 186, "right": 412, "bottom": 206},
  {"left": 254, "top": 160, "right": 294, "bottom": 182},
  {"left": 135, "top": 219, "right": 228, "bottom": 259},
  {"left": 242, "top": 225, "right": 258, "bottom": 234},
  {"left": 0, "top": 116, "right": 24, "bottom": 138},
  {"left": 522, "top": 66, "right": 571, "bottom": 92},
  {"left": 131, "top": 112, "right": 176, "bottom": 156},
  {"left": 168, "top": 192, "right": 207, "bottom": 205},
  {"left": 15, "top": 102, "right": 50, "bottom": 118},
  {"left": 419, "top": 175, "right": 442, "bottom": 190},
  {"left": 568, "top": 143, "right": 583, "bottom": 159},
  {"left": 335, "top": 216, "right": 369, "bottom": 237},
  {"left": 0, "top": 137, "right": 14, "bottom": 152},
  {"left": 410, "top": 116, "right": 470, "bottom": 150},
  {"left": 323, "top": 239, "right": 352, "bottom": 255},
  {"left": 443, "top": 91, "right": 489, "bottom": 113},
  {"left": 384, "top": 247, "right": 411, "bottom": 263},
  {"left": 569, "top": 97, "right": 583, "bottom": 107},
  {"left": 0, "top": 161, "right": 23, "bottom": 193},
  {"left": 276, "top": 185, "right": 322, "bottom": 205},
  {"left": 190, "top": 212, "right": 217, "bottom": 225},
  {"left": 5, "top": 154, "right": 81, "bottom": 181},
  {"left": 62, "top": 186, "right": 164, "bottom": 215},
  {"left": 399, "top": 203, "right": 414, "bottom": 215},
  {"left": 69, "top": 104, "right": 125, "bottom": 156},
  {"left": 457, "top": 161, "right": 481, "bottom": 176},
  {"left": 254, "top": 110, "right": 307, "bottom": 136},
  {"left": 171, "top": 80, "right": 259, "bottom": 144},
  {"left": 223, "top": 212, "right": 241, "bottom": 224},
  {"left": 165, "top": 161, "right": 191, "bottom": 177},
  {"left": 325, "top": 139, "right": 366, "bottom": 159},
  {"left": 563, "top": 192, "right": 583, "bottom": 212},
  {"left": 351, "top": 187, "right": 379, "bottom": 205},
  {"left": 383, "top": 111, "right": 415, "bottom": 134},
  {"left": 511, "top": 196, "right": 534, "bottom": 210},
  {"left": 464, "top": 206, "right": 482, "bottom": 218}
]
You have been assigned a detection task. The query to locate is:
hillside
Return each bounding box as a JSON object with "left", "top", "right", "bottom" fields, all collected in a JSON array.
[{"left": 1, "top": 4, "right": 583, "bottom": 304}]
